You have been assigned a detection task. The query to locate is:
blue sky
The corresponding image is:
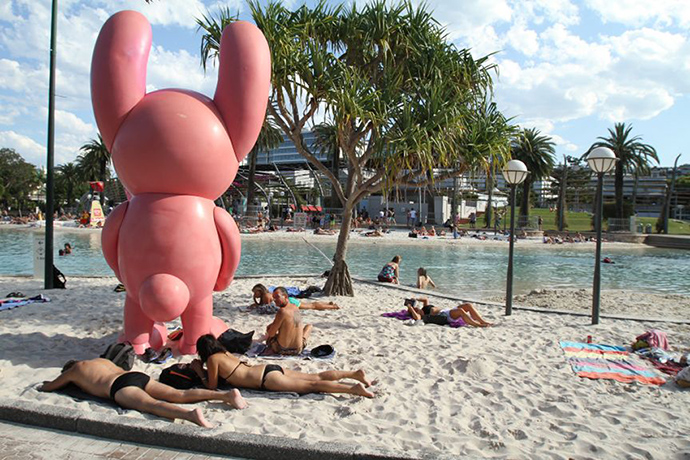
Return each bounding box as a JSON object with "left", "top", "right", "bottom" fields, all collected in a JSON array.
[{"left": 1, "top": 0, "right": 689, "bottom": 169}]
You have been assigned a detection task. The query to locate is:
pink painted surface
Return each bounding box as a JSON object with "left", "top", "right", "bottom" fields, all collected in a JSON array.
[{"left": 93, "top": 10, "right": 270, "bottom": 354}]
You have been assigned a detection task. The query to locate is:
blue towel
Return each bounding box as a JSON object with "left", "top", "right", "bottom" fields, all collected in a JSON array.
[{"left": 268, "top": 286, "right": 301, "bottom": 297}]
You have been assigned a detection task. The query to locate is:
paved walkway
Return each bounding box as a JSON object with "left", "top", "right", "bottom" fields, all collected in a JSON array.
[{"left": 0, "top": 421, "right": 241, "bottom": 460}]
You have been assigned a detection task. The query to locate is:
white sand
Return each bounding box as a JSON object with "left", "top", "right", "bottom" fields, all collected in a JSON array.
[{"left": 1, "top": 274, "right": 689, "bottom": 459}]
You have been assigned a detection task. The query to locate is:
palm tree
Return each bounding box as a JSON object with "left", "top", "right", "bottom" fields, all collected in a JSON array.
[
  {"left": 246, "top": 111, "right": 283, "bottom": 215},
  {"left": 587, "top": 123, "right": 658, "bottom": 219},
  {"left": 77, "top": 134, "right": 111, "bottom": 205},
  {"left": 56, "top": 162, "right": 81, "bottom": 211},
  {"left": 511, "top": 128, "right": 555, "bottom": 221}
]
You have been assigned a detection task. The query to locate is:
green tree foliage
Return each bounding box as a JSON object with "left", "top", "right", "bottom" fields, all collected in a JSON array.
[
  {"left": 77, "top": 134, "right": 111, "bottom": 205},
  {"left": 587, "top": 123, "right": 658, "bottom": 219},
  {"left": 0, "top": 148, "right": 42, "bottom": 213},
  {"left": 55, "top": 162, "right": 87, "bottom": 211},
  {"left": 198, "top": 1, "right": 508, "bottom": 295},
  {"left": 511, "top": 128, "right": 555, "bottom": 221}
]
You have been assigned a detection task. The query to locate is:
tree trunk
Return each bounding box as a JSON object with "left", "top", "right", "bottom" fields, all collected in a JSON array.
[
  {"left": 631, "top": 173, "right": 638, "bottom": 215},
  {"left": 246, "top": 148, "right": 258, "bottom": 215},
  {"left": 323, "top": 204, "right": 354, "bottom": 296},
  {"left": 614, "top": 161, "right": 624, "bottom": 218},
  {"left": 519, "top": 179, "right": 531, "bottom": 223},
  {"left": 484, "top": 169, "right": 493, "bottom": 228}
]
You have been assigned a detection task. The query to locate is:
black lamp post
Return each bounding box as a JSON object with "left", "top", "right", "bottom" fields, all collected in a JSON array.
[
  {"left": 502, "top": 159, "right": 529, "bottom": 316},
  {"left": 44, "top": 0, "right": 59, "bottom": 288},
  {"left": 586, "top": 147, "right": 617, "bottom": 325}
]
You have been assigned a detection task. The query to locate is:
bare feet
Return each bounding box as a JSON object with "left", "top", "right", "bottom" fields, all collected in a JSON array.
[
  {"left": 351, "top": 383, "right": 375, "bottom": 398},
  {"left": 353, "top": 369, "right": 374, "bottom": 387},
  {"left": 224, "top": 388, "right": 248, "bottom": 410},
  {"left": 188, "top": 408, "right": 214, "bottom": 428}
]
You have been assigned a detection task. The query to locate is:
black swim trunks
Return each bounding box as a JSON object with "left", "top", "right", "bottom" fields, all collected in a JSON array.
[
  {"left": 109, "top": 372, "right": 151, "bottom": 400},
  {"left": 422, "top": 305, "right": 435, "bottom": 316},
  {"left": 260, "top": 364, "right": 284, "bottom": 390}
]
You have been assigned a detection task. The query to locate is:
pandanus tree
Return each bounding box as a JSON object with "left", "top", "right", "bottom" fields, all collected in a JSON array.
[
  {"left": 198, "top": 0, "right": 504, "bottom": 295},
  {"left": 511, "top": 128, "right": 555, "bottom": 222},
  {"left": 586, "top": 123, "right": 658, "bottom": 219}
]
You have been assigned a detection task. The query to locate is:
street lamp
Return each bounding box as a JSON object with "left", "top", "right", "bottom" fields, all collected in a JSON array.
[
  {"left": 502, "top": 159, "right": 529, "bottom": 316},
  {"left": 586, "top": 147, "right": 617, "bottom": 325}
]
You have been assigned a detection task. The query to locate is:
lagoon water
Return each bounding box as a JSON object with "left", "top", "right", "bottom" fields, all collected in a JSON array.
[{"left": 1, "top": 228, "right": 688, "bottom": 297}]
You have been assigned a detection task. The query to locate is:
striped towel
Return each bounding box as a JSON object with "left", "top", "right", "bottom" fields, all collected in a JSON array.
[{"left": 560, "top": 341, "right": 666, "bottom": 385}]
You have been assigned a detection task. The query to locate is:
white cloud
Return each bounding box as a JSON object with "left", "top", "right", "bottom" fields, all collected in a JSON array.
[
  {"left": 506, "top": 21, "right": 539, "bottom": 56},
  {"left": 0, "top": 130, "right": 45, "bottom": 165},
  {"left": 146, "top": 45, "right": 218, "bottom": 95},
  {"left": 511, "top": 0, "right": 580, "bottom": 27},
  {"left": 585, "top": 0, "right": 690, "bottom": 28}
]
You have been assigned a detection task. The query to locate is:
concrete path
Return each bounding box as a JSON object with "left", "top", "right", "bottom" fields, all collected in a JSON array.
[{"left": 0, "top": 420, "right": 241, "bottom": 460}]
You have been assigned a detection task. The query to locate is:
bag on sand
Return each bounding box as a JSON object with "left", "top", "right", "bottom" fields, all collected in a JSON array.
[
  {"left": 100, "top": 342, "right": 135, "bottom": 371},
  {"left": 53, "top": 265, "right": 66, "bottom": 289},
  {"left": 218, "top": 329, "right": 254, "bottom": 354},
  {"left": 159, "top": 363, "right": 203, "bottom": 389}
]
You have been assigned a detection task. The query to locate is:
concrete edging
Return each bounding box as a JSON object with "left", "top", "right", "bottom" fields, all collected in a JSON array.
[{"left": 0, "top": 399, "right": 446, "bottom": 460}]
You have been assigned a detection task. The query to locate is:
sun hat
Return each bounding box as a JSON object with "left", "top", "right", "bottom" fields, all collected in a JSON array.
[{"left": 310, "top": 344, "right": 334, "bottom": 358}]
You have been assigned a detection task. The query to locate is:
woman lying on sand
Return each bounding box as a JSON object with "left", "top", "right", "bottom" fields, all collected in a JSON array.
[
  {"left": 252, "top": 284, "right": 339, "bottom": 311},
  {"left": 405, "top": 297, "right": 492, "bottom": 327},
  {"left": 191, "top": 335, "right": 374, "bottom": 397}
]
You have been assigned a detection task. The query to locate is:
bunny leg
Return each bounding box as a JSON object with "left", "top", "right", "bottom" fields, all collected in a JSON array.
[
  {"left": 123, "top": 294, "right": 154, "bottom": 355},
  {"left": 178, "top": 295, "right": 213, "bottom": 355}
]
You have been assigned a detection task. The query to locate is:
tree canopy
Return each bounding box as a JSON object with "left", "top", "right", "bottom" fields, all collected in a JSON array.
[{"left": 198, "top": 0, "right": 512, "bottom": 294}]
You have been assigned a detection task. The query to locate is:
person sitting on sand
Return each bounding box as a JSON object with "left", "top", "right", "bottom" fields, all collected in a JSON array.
[
  {"left": 252, "top": 284, "right": 339, "bottom": 312},
  {"left": 428, "top": 226, "right": 436, "bottom": 236},
  {"left": 191, "top": 335, "right": 374, "bottom": 398},
  {"left": 265, "top": 286, "right": 312, "bottom": 355},
  {"left": 404, "top": 297, "right": 492, "bottom": 327},
  {"left": 38, "top": 358, "right": 246, "bottom": 428},
  {"left": 378, "top": 255, "right": 401, "bottom": 284},
  {"left": 416, "top": 267, "right": 436, "bottom": 290}
]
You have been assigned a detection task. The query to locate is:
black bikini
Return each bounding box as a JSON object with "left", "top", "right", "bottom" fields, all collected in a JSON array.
[
  {"left": 109, "top": 372, "right": 151, "bottom": 400},
  {"left": 260, "top": 364, "right": 284, "bottom": 390},
  {"left": 217, "top": 354, "right": 283, "bottom": 391}
]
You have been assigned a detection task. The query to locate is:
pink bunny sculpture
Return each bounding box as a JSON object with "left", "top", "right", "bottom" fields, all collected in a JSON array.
[{"left": 93, "top": 11, "right": 270, "bottom": 355}]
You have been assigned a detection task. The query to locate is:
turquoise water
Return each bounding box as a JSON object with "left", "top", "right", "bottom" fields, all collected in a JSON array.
[{"left": 1, "top": 228, "right": 688, "bottom": 297}]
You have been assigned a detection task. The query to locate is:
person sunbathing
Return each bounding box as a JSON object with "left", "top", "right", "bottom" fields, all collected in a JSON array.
[
  {"left": 314, "top": 227, "right": 336, "bottom": 235},
  {"left": 416, "top": 267, "right": 436, "bottom": 289},
  {"left": 191, "top": 335, "right": 374, "bottom": 398},
  {"left": 404, "top": 297, "right": 492, "bottom": 327},
  {"left": 252, "top": 284, "right": 339, "bottom": 312},
  {"left": 39, "top": 358, "right": 247, "bottom": 428}
]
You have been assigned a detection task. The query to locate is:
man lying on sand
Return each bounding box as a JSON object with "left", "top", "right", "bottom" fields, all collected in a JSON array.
[
  {"left": 265, "top": 286, "right": 313, "bottom": 355},
  {"left": 252, "top": 284, "right": 339, "bottom": 312},
  {"left": 405, "top": 297, "right": 493, "bottom": 327},
  {"left": 191, "top": 335, "right": 375, "bottom": 398},
  {"left": 39, "top": 358, "right": 247, "bottom": 428}
]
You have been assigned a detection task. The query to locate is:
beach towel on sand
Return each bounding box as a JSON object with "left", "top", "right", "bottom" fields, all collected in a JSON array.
[
  {"left": 382, "top": 309, "right": 466, "bottom": 328},
  {"left": 0, "top": 294, "right": 50, "bottom": 312},
  {"left": 560, "top": 341, "right": 666, "bottom": 385},
  {"left": 246, "top": 342, "right": 336, "bottom": 361}
]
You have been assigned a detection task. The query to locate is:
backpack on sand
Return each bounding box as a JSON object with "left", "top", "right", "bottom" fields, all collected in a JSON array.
[
  {"left": 53, "top": 265, "right": 66, "bottom": 289},
  {"left": 100, "top": 342, "right": 135, "bottom": 371},
  {"left": 159, "top": 363, "right": 203, "bottom": 389}
]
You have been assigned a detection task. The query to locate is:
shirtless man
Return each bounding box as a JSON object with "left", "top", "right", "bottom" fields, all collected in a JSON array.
[
  {"left": 266, "top": 286, "right": 313, "bottom": 355},
  {"left": 39, "top": 358, "right": 247, "bottom": 428},
  {"left": 405, "top": 297, "right": 493, "bottom": 327}
]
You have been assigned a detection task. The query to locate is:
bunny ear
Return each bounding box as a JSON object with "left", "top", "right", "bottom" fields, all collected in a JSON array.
[
  {"left": 213, "top": 21, "right": 271, "bottom": 164},
  {"left": 91, "top": 10, "right": 151, "bottom": 151}
]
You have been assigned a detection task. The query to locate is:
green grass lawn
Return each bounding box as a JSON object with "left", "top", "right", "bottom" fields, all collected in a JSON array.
[{"left": 457, "top": 207, "right": 690, "bottom": 235}]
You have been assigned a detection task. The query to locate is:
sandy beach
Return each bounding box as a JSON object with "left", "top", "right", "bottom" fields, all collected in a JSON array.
[{"left": 1, "top": 273, "right": 688, "bottom": 459}]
